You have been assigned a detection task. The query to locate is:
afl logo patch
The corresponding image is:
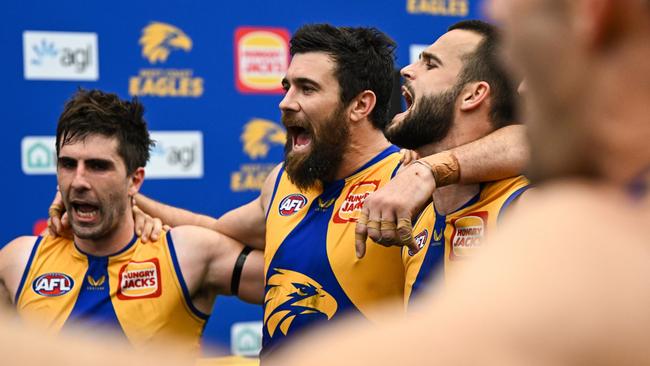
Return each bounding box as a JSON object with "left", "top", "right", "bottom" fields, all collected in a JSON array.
[
  {"left": 408, "top": 229, "right": 429, "bottom": 256},
  {"left": 278, "top": 194, "right": 308, "bottom": 216},
  {"left": 32, "top": 273, "right": 74, "bottom": 297}
]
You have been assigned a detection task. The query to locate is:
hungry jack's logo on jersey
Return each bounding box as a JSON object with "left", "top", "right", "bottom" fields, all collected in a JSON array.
[
  {"left": 235, "top": 27, "right": 290, "bottom": 94},
  {"left": 231, "top": 118, "right": 285, "bottom": 192},
  {"left": 32, "top": 273, "right": 74, "bottom": 297},
  {"left": 117, "top": 258, "right": 162, "bottom": 300},
  {"left": 129, "top": 22, "right": 204, "bottom": 97},
  {"left": 333, "top": 180, "right": 380, "bottom": 223},
  {"left": 278, "top": 194, "right": 308, "bottom": 216},
  {"left": 264, "top": 268, "right": 337, "bottom": 338},
  {"left": 450, "top": 211, "right": 488, "bottom": 260}
]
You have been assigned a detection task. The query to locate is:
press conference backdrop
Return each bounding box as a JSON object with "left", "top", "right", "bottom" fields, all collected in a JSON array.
[{"left": 2, "top": 0, "right": 485, "bottom": 356}]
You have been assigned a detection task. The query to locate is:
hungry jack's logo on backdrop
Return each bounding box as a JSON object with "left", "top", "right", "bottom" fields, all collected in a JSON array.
[
  {"left": 235, "top": 27, "right": 290, "bottom": 94},
  {"left": 129, "top": 22, "right": 204, "bottom": 97}
]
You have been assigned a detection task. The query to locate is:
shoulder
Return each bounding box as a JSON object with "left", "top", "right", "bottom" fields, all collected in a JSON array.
[
  {"left": 1, "top": 236, "right": 40, "bottom": 262},
  {"left": 261, "top": 163, "right": 284, "bottom": 211}
]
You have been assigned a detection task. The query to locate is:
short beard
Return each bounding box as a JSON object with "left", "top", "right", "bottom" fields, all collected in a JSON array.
[
  {"left": 283, "top": 106, "right": 349, "bottom": 191},
  {"left": 66, "top": 193, "right": 125, "bottom": 241},
  {"left": 384, "top": 84, "right": 461, "bottom": 150}
]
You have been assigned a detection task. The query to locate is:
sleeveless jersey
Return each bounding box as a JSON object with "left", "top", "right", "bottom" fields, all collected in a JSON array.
[
  {"left": 15, "top": 231, "right": 207, "bottom": 353},
  {"left": 403, "top": 176, "right": 531, "bottom": 306},
  {"left": 263, "top": 146, "right": 405, "bottom": 354}
]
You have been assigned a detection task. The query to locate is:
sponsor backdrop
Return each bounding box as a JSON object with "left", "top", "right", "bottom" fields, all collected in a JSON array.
[{"left": 2, "top": 0, "right": 484, "bottom": 356}]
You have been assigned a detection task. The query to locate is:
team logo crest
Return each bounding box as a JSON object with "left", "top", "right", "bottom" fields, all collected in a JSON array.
[
  {"left": 450, "top": 211, "right": 488, "bottom": 260},
  {"left": 264, "top": 268, "right": 337, "bottom": 338},
  {"left": 278, "top": 194, "right": 308, "bottom": 216},
  {"left": 32, "top": 272, "right": 74, "bottom": 297},
  {"left": 332, "top": 180, "right": 380, "bottom": 223},
  {"left": 117, "top": 258, "right": 162, "bottom": 300},
  {"left": 408, "top": 229, "right": 429, "bottom": 256},
  {"left": 139, "top": 22, "right": 192, "bottom": 64},
  {"left": 242, "top": 119, "right": 286, "bottom": 159}
]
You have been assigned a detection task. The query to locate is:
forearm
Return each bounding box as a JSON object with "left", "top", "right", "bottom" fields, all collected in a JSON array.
[
  {"left": 135, "top": 193, "right": 218, "bottom": 229},
  {"left": 422, "top": 125, "right": 529, "bottom": 186}
]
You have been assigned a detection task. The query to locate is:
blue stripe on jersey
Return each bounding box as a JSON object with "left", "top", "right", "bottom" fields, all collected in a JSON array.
[
  {"left": 266, "top": 165, "right": 285, "bottom": 220},
  {"left": 15, "top": 236, "right": 43, "bottom": 305},
  {"left": 497, "top": 184, "right": 533, "bottom": 223},
  {"left": 408, "top": 209, "right": 446, "bottom": 304},
  {"left": 167, "top": 230, "right": 210, "bottom": 320},
  {"left": 262, "top": 180, "right": 358, "bottom": 356},
  {"left": 64, "top": 254, "right": 125, "bottom": 337},
  {"left": 352, "top": 145, "right": 400, "bottom": 176}
]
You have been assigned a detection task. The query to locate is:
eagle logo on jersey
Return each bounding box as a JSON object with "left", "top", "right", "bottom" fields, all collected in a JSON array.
[
  {"left": 264, "top": 268, "right": 337, "bottom": 338},
  {"left": 241, "top": 118, "right": 286, "bottom": 159},
  {"left": 139, "top": 22, "right": 192, "bottom": 64}
]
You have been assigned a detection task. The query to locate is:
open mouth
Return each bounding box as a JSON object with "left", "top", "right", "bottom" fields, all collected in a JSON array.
[
  {"left": 402, "top": 85, "right": 414, "bottom": 110},
  {"left": 286, "top": 126, "right": 312, "bottom": 152},
  {"left": 70, "top": 200, "right": 100, "bottom": 223}
]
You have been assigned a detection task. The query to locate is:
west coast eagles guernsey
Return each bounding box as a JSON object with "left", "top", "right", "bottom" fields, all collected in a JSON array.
[
  {"left": 403, "top": 176, "right": 531, "bottom": 306},
  {"left": 15, "top": 231, "right": 207, "bottom": 353},
  {"left": 263, "top": 146, "right": 405, "bottom": 354}
]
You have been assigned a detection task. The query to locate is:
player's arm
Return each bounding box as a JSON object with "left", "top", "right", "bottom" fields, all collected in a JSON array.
[
  {"left": 356, "top": 125, "right": 528, "bottom": 257},
  {"left": 0, "top": 236, "right": 39, "bottom": 306},
  {"left": 135, "top": 164, "right": 281, "bottom": 250},
  {"left": 171, "top": 226, "right": 264, "bottom": 305}
]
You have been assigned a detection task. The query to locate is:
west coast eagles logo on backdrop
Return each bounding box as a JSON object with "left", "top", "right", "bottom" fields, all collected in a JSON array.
[
  {"left": 231, "top": 118, "right": 286, "bottom": 192},
  {"left": 406, "top": 0, "right": 469, "bottom": 16},
  {"left": 129, "top": 21, "right": 204, "bottom": 97},
  {"left": 263, "top": 268, "right": 337, "bottom": 338}
]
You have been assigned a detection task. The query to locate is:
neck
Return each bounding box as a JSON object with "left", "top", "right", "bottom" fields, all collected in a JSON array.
[
  {"left": 588, "top": 38, "right": 650, "bottom": 186},
  {"left": 433, "top": 183, "right": 480, "bottom": 215},
  {"left": 336, "top": 122, "right": 391, "bottom": 180},
  {"left": 415, "top": 113, "right": 493, "bottom": 159},
  {"left": 74, "top": 213, "right": 135, "bottom": 257}
]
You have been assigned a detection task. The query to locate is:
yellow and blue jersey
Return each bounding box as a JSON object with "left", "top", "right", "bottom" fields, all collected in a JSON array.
[
  {"left": 403, "top": 176, "right": 531, "bottom": 307},
  {"left": 263, "top": 146, "right": 405, "bottom": 354},
  {"left": 15, "top": 231, "right": 207, "bottom": 353}
]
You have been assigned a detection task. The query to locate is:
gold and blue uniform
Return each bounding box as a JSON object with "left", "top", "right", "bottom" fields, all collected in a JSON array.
[
  {"left": 403, "top": 176, "right": 531, "bottom": 306},
  {"left": 15, "top": 231, "right": 207, "bottom": 353},
  {"left": 263, "top": 146, "right": 405, "bottom": 354}
]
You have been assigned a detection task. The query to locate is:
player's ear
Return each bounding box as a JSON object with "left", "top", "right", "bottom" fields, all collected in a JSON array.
[
  {"left": 459, "top": 81, "right": 490, "bottom": 112},
  {"left": 128, "top": 167, "right": 145, "bottom": 196},
  {"left": 349, "top": 90, "right": 377, "bottom": 123}
]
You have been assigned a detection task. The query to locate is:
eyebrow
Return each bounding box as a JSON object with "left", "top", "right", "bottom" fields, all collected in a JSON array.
[
  {"left": 420, "top": 51, "right": 443, "bottom": 66},
  {"left": 281, "top": 76, "right": 321, "bottom": 89}
]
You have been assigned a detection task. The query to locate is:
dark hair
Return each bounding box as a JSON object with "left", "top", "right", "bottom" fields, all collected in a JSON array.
[
  {"left": 448, "top": 20, "right": 518, "bottom": 128},
  {"left": 290, "top": 24, "right": 396, "bottom": 130},
  {"left": 56, "top": 89, "right": 154, "bottom": 175}
]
